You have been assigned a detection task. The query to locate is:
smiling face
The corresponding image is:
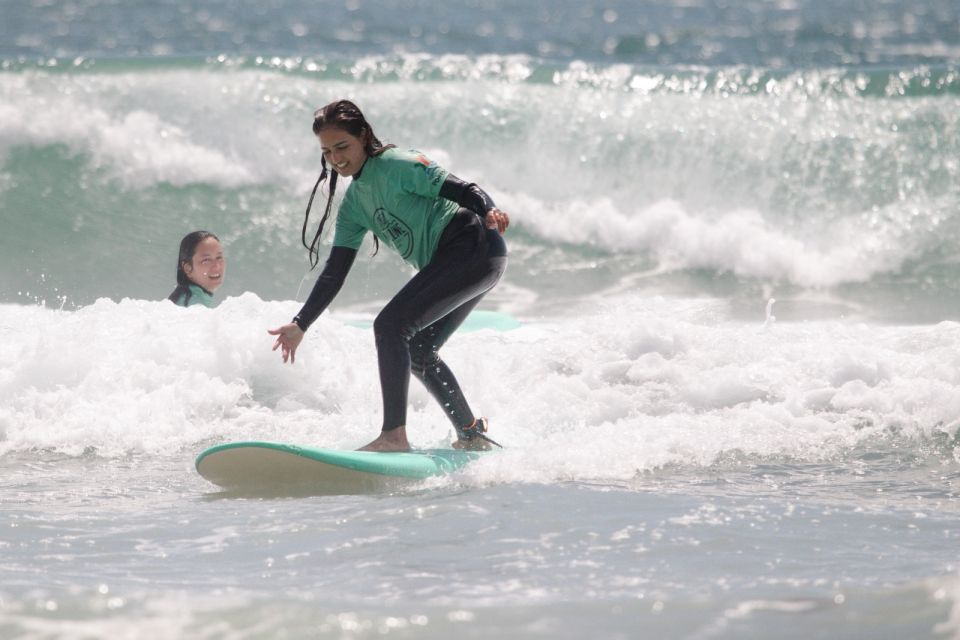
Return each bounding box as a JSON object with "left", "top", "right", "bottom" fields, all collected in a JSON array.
[
  {"left": 318, "top": 126, "right": 369, "bottom": 178},
  {"left": 183, "top": 236, "right": 225, "bottom": 292}
]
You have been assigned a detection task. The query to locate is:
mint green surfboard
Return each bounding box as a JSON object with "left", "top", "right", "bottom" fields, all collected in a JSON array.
[
  {"left": 344, "top": 310, "right": 521, "bottom": 333},
  {"left": 455, "top": 310, "right": 522, "bottom": 332},
  {"left": 195, "top": 442, "right": 485, "bottom": 495}
]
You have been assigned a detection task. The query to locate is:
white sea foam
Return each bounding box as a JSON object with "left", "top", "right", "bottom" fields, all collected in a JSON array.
[
  {"left": 513, "top": 194, "right": 920, "bottom": 287},
  {"left": 1, "top": 295, "right": 957, "bottom": 483},
  {"left": 0, "top": 69, "right": 308, "bottom": 189}
]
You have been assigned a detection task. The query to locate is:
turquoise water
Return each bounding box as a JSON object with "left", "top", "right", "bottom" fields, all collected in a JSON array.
[{"left": 2, "top": 1, "right": 960, "bottom": 639}]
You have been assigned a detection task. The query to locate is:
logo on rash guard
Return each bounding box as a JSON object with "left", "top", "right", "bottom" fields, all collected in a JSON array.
[
  {"left": 414, "top": 153, "right": 443, "bottom": 187},
  {"left": 373, "top": 208, "right": 414, "bottom": 259}
]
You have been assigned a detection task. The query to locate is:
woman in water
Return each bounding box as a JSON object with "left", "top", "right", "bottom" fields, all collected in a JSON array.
[
  {"left": 268, "top": 100, "right": 510, "bottom": 452},
  {"left": 167, "top": 231, "right": 225, "bottom": 307}
]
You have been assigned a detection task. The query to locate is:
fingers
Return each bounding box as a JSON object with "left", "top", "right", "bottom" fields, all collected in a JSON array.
[
  {"left": 274, "top": 338, "right": 289, "bottom": 362},
  {"left": 269, "top": 323, "right": 304, "bottom": 364},
  {"left": 271, "top": 329, "right": 292, "bottom": 363},
  {"left": 486, "top": 209, "right": 510, "bottom": 234}
]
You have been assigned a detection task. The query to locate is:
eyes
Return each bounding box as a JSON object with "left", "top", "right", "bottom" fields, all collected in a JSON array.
[{"left": 322, "top": 141, "right": 353, "bottom": 156}]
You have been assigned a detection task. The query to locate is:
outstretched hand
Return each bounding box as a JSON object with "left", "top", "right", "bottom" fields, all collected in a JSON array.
[
  {"left": 485, "top": 207, "right": 510, "bottom": 234},
  {"left": 268, "top": 323, "right": 305, "bottom": 364}
]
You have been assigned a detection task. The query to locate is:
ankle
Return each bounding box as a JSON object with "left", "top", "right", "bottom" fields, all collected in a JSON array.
[{"left": 457, "top": 417, "right": 489, "bottom": 438}]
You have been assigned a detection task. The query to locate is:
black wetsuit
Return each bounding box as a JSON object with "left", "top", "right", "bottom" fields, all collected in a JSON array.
[{"left": 293, "top": 174, "right": 507, "bottom": 431}]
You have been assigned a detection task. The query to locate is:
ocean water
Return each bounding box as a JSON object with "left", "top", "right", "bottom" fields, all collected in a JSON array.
[{"left": 2, "top": 1, "right": 960, "bottom": 638}]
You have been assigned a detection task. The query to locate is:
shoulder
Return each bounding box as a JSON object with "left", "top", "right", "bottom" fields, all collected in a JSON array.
[
  {"left": 186, "top": 284, "right": 215, "bottom": 308},
  {"left": 373, "top": 147, "right": 438, "bottom": 170},
  {"left": 360, "top": 148, "right": 448, "bottom": 196}
]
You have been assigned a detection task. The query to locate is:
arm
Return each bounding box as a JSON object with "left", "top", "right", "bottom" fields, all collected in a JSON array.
[
  {"left": 440, "top": 174, "right": 510, "bottom": 233},
  {"left": 293, "top": 245, "right": 357, "bottom": 331},
  {"left": 267, "top": 246, "right": 357, "bottom": 364},
  {"left": 439, "top": 174, "right": 497, "bottom": 215}
]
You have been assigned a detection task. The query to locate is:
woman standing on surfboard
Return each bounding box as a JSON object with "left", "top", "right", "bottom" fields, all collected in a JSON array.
[{"left": 268, "top": 99, "right": 509, "bottom": 452}]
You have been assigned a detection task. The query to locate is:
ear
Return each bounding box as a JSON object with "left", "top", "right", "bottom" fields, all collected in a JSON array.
[{"left": 182, "top": 261, "right": 193, "bottom": 275}]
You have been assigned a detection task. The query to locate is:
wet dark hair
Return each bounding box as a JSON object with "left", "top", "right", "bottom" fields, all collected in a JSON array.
[
  {"left": 302, "top": 99, "right": 393, "bottom": 268},
  {"left": 167, "top": 230, "right": 219, "bottom": 305}
]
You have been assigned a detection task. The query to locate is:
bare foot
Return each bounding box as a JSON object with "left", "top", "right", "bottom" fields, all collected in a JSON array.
[{"left": 358, "top": 426, "right": 411, "bottom": 452}]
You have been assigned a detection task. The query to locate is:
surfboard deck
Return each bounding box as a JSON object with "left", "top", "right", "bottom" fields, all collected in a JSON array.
[{"left": 195, "top": 441, "right": 485, "bottom": 496}]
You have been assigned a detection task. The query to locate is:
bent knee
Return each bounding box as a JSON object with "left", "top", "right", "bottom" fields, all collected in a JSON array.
[
  {"left": 374, "top": 309, "right": 419, "bottom": 344},
  {"left": 373, "top": 309, "right": 400, "bottom": 337}
]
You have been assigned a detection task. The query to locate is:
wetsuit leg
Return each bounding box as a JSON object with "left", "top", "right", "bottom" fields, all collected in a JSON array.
[
  {"left": 408, "top": 291, "right": 488, "bottom": 428},
  {"left": 373, "top": 212, "right": 507, "bottom": 431}
]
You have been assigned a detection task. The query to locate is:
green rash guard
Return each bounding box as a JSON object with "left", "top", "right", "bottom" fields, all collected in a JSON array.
[
  {"left": 174, "top": 283, "right": 215, "bottom": 308},
  {"left": 332, "top": 147, "right": 460, "bottom": 270}
]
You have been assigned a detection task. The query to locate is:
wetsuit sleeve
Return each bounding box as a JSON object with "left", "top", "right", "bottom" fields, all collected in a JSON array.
[
  {"left": 292, "top": 245, "right": 358, "bottom": 331},
  {"left": 439, "top": 174, "right": 497, "bottom": 215}
]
